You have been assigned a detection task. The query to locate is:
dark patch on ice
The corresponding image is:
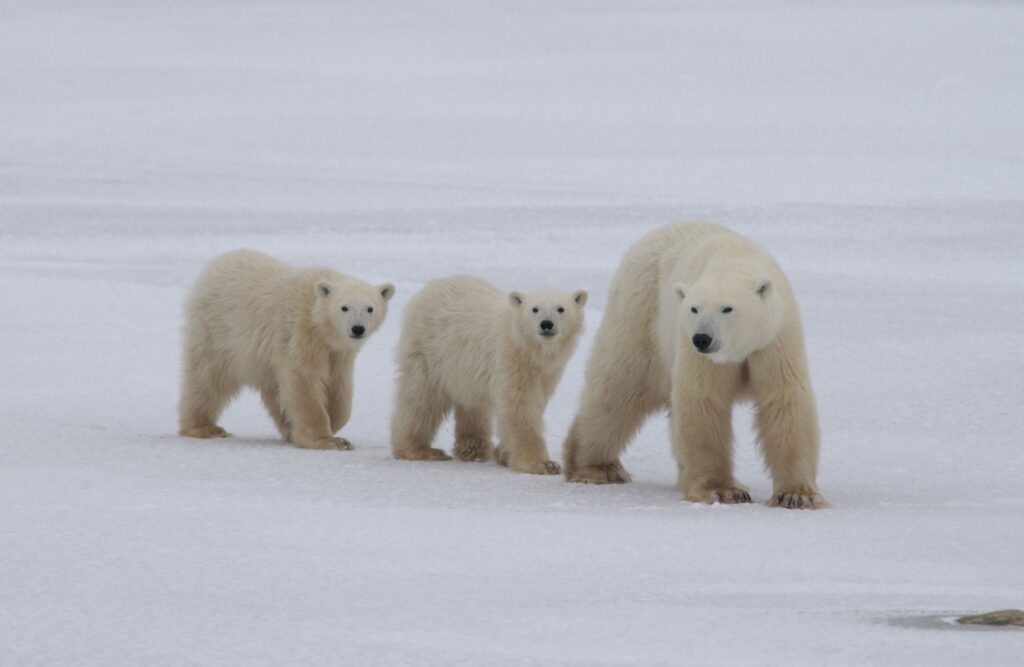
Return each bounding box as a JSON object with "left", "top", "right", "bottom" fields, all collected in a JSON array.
[
  {"left": 887, "top": 613, "right": 1024, "bottom": 631},
  {"left": 957, "top": 609, "right": 1024, "bottom": 627}
]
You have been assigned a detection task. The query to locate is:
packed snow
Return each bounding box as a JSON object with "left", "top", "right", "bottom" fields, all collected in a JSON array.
[{"left": 1, "top": 1, "right": 1022, "bottom": 665}]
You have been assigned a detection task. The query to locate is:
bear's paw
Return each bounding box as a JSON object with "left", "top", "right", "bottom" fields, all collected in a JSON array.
[
  {"left": 453, "top": 438, "right": 493, "bottom": 462},
  {"left": 494, "top": 446, "right": 561, "bottom": 475},
  {"left": 394, "top": 447, "right": 452, "bottom": 462},
  {"left": 770, "top": 490, "right": 830, "bottom": 510},
  {"left": 567, "top": 462, "right": 632, "bottom": 484},
  {"left": 180, "top": 425, "right": 231, "bottom": 439},
  {"left": 684, "top": 485, "right": 753, "bottom": 505},
  {"left": 299, "top": 436, "right": 353, "bottom": 451}
]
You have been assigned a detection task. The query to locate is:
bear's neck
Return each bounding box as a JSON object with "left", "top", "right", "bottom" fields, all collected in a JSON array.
[
  {"left": 308, "top": 308, "right": 352, "bottom": 356},
  {"left": 502, "top": 326, "right": 576, "bottom": 370}
]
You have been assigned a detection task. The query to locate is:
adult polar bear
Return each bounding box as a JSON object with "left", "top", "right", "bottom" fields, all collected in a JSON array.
[{"left": 563, "top": 222, "right": 828, "bottom": 509}]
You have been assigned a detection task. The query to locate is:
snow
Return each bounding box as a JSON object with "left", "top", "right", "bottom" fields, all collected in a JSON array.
[{"left": 1, "top": 1, "right": 1023, "bottom": 665}]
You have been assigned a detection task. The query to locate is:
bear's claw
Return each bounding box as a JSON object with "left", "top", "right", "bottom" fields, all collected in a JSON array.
[
  {"left": 684, "top": 485, "right": 752, "bottom": 505},
  {"left": 770, "top": 491, "right": 829, "bottom": 510},
  {"left": 453, "top": 438, "right": 493, "bottom": 462},
  {"left": 539, "top": 460, "right": 561, "bottom": 475},
  {"left": 722, "top": 488, "right": 752, "bottom": 503}
]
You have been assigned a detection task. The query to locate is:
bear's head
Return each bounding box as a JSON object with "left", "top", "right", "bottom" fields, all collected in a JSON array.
[
  {"left": 674, "top": 273, "right": 782, "bottom": 364},
  {"left": 314, "top": 279, "right": 395, "bottom": 348},
  {"left": 508, "top": 288, "right": 588, "bottom": 345}
]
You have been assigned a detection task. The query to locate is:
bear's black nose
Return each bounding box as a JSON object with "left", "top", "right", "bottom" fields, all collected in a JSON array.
[
  {"left": 692, "top": 333, "right": 713, "bottom": 352},
  {"left": 351, "top": 325, "right": 366, "bottom": 337},
  {"left": 540, "top": 320, "right": 554, "bottom": 331}
]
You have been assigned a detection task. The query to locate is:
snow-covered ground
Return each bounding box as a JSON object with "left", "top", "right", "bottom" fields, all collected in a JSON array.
[{"left": 2, "top": 2, "right": 1023, "bottom": 665}]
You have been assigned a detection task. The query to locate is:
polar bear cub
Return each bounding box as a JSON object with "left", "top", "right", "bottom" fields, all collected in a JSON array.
[
  {"left": 178, "top": 249, "right": 394, "bottom": 450},
  {"left": 564, "top": 222, "right": 828, "bottom": 509},
  {"left": 391, "top": 276, "right": 587, "bottom": 474}
]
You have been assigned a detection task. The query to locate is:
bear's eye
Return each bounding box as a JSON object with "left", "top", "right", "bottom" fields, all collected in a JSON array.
[
  {"left": 367, "top": 307, "right": 374, "bottom": 313},
  {"left": 341, "top": 306, "right": 349, "bottom": 312},
  {"left": 722, "top": 306, "right": 733, "bottom": 314},
  {"left": 532, "top": 307, "right": 539, "bottom": 313},
  {"left": 690, "top": 307, "right": 698, "bottom": 314},
  {"left": 557, "top": 307, "right": 564, "bottom": 313}
]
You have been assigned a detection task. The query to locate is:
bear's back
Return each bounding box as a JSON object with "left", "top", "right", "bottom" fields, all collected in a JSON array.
[
  {"left": 399, "top": 275, "right": 507, "bottom": 401},
  {"left": 405, "top": 275, "right": 505, "bottom": 327}
]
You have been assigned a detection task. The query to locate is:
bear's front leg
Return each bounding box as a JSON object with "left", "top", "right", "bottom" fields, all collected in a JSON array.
[
  {"left": 749, "top": 345, "right": 829, "bottom": 510},
  {"left": 280, "top": 370, "right": 352, "bottom": 451},
  {"left": 495, "top": 391, "right": 560, "bottom": 475},
  {"left": 754, "top": 393, "right": 828, "bottom": 509},
  {"left": 327, "top": 357, "right": 354, "bottom": 439},
  {"left": 672, "top": 384, "right": 751, "bottom": 505}
]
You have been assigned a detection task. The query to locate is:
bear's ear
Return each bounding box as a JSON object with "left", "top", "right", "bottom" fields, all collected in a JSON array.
[
  {"left": 379, "top": 283, "right": 395, "bottom": 301},
  {"left": 674, "top": 282, "right": 687, "bottom": 300},
  {"left": 315, "top": 280, "right": 332, "bottom": 298},
  {"left": 756, "top": 280, "right": 772, "bottom": 298},
  {"left": 572, "top": 290, "right": 588, "bottom": 307},
  {"left": 509, "top": 291, "right": 524, "bottom": 307}
]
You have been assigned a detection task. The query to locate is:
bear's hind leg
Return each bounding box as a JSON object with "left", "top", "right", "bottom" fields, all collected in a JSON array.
[
  {"left": 453, "top": 404, "right": 493, "bottom": 462},
  {"left": 260, "top": 383, "right": 291, "bottom": 441},
  {"left": 564, "top": 369, "right": 667, "bottom": 483},
  {"left": 563, "top": 284, "right": 671, "bottom": 482},
  {"left": 178, "top": 354, "right": 240, "bottom": 439},
  {"left": 390, "top": 356, "right": 452, "bottom": 461}
]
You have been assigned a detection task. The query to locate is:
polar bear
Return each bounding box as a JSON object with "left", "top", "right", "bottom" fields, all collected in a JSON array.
[
  {"left": 391, "top": 276, "right": 587, "bottom": 474},
  {"left": 563, "top": 222, "right": 828, "bottom": 509},
  {"left": 178, "top": 249, "right": 394, "bottom": 450}
]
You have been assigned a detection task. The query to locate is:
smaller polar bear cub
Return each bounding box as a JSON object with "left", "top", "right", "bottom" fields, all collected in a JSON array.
[
  {"left": 178, "top": 249, "right": 394, "bottom": 450},
  {"left": 391, "top": 276, "right": 586, "bottom": 474}
]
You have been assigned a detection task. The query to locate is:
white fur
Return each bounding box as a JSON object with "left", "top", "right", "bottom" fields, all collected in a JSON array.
[
  {"left": 391, "top": 275, "right": 586, "bottom": 474},
  {"left": 564, "top": 222, "right": 828, "bottom": 509},
  {"left": 178, "top": 249, "right": 394, "bottom": 450}
]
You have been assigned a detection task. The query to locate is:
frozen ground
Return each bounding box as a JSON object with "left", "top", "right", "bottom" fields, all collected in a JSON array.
[{"left": 2, "top": 1, "right": 1023, "bottom": 665}]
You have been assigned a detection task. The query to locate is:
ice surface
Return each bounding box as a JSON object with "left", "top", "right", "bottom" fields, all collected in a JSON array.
[{"left": 1, "top": 2, "right": 1022, "bottom": 665}]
